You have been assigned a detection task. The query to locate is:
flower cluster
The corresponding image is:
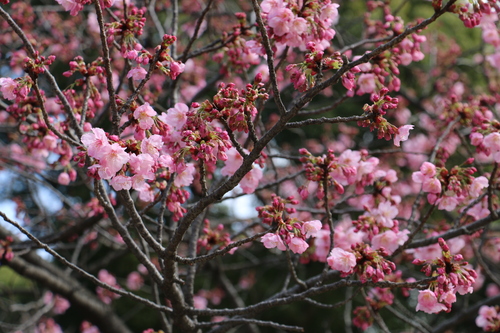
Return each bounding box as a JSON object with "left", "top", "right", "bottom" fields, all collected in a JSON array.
[
  {"left": 0, "top": 76, "right": 32, "bottom": 102},
  {"left": 413, "top": 238, "right": 477, "bottom": 314},
  {"left": 200, "top": 77, "right": 268, "bottom": 133},
  {"left": 0, "top": 236, "right": 14, "bottom": 263},
  {"left": 299, "top": 148, "right": 357, "bottom": 199},
  {"left": 286, "top": 42, "right": 343, "bottom": 92},
  {"left": 327, "top": 242, "right": 396, "bottom": 282},
  {"left": 258, "top": 195, "right": 322, "bottom": 254},
  {"left": 476, "top": 305, "right": 500, "bottom": 332},
  {"left": 96, "top": 269, "right": 121, "bottom": 304},
  {"left": 197, "top": 220, "right": 232, "bottom": 253},
  {"left": 106, "top": 5, "right": 146, "bottom": 55},
  {"left": 260, "top": 0, "right": 339, "bottom": 50},
  {"left": 412, "top": 161, "right": 488, "bottom": 211},
  {"left": 357, "top": 88, "right": 413, "bottom": 146}
]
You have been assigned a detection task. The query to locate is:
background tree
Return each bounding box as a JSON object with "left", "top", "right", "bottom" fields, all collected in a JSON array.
[{"left": 0, "top": 0, "right": 500, "bottom": 332}]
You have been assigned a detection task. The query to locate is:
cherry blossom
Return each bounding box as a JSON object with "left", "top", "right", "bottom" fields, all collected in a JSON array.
[{"left": 327, "top": 247, "right": 356, "bottom": 274}]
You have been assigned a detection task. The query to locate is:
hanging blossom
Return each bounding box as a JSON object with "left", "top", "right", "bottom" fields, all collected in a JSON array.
[
  {"left": 476, "top": 305, "right": 500, "bottom": 332},
  {"left": 327, "top": 243, "right": 396, "bottom": 282},
  {"left": 258, "top": 195, "right": 322, "bottom": 254},
  {"left": 413, "top": 238, "right": 477, "bottom": 314},
  {"left": 412, "top": 160, "right": 488, "bottom": 211}
]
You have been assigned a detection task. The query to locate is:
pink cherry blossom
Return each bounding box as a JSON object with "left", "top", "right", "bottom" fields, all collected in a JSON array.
[
  {"left": 161, "top": 103, "right": 189, "bottom": 129},
  {"left": 470, "top": 132, "right": 483, "bottom": 146},
  {"left": 169, "top": 61, "right": 185, "bottom": 79},
  {"left": 372, "top": 201, "right": 398, "bottom": 228},
  {"left": 394, "top": 125, "right": 414, "bottom": 147},
  {"left": 357, "top": 73, "right": 377, "bottom": 95},
  {"left": 141, "top": 135, "right": 163, "bottom": 157},
  {"left": 129, "top": 154, "right": 155, "bottom": 178},
  {"left": 422, "top": 177, "right": 442, "bottom": 194},
  {"left": 220, "top": 147, "right": 244, "bottom": 176},
  {"left": 109, "top": 175, "right": 132, "bottom": 191},
  {"left": 469, "top": 176, "right": 488, "bottom": 197},
  {"left": 81, "top": 127, "right": 110, "bottom": 159},
  {"left": 134, "top": 102, "right": 157, "bottom": 130},
  {"left": 416, "top": 290, "right": 447, "bottom": 314},
  {"left": 268, "top": 8, "right": 294, "bottom": 36},
  {"left": 261, "top": 233, "right": 286, "bottom": 251},
  {"left": 288, "top": 237, "right": 309, "bottom": 254},
  {"left": 0, "top": 77, "right": 17, "bottom": 100},
  {"left": 476, "top": 305, "right": 498, "bottom": 328},
  {"left": 127, "top": 67, "right": 147, "bottom": 81},
  {"left": 327, "top": 247, "right": 357, "bottom": 273},
  {"left": 240, "top": 167, "right": 263, "bottom": 194},
  {"left": 98, "top": 143, "right": 130, "bottom": 179},
  {"left": 55, "top": 0, "right": 83, "bottom": 16},
  {"left": 438, "top": 196, "right": 458, "bottom": 211},
  {"left": 483, "top": 132, "right": 500, "bottom": 152},
  {"left": 174, "top": 163, "right": 195, "bottom": 187},
  {"left": 302, "top": 220, "right": 322, "bottom": 238},
  {"left": 371, "top": 229, "right": 409, "bottom": 254},
  {"left": 126, "top": 272, "right": 144, "bottom": 290}
]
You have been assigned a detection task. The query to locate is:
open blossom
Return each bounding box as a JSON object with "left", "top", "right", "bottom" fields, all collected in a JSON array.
[
  {"left": 394, "top": 125, "right": 414, "bottom": 147},
  {"left": 422, "top": 177, "right": 442, "bottom": 194},
  {"left": 134, "top": 103, "right": 157, "bottom": 130},
  {"left": 469, "top": 176, "right": 488, "bottom": 197},
  {"left": 81, "top": 127, "right": 110, "bottom": 159},
  {"left": 127, "top": 67, "right": 147, "bottom": 81},
  {"left": 476, "top": 305, "right": 500, "bottom": 330},
  {"left": 288, "top": 237, "right": 309, "bottom": 254},
  {"left": 55, "top": 0, "right": 83, "bottom": 16},
  {"left": 261, "top": 233, "right": 286, "bottom": 251},
  {"left": 161, "top": 103, "right": 189, "bottom": 129},
  {"left": 0, "top": 77, "right": 17, "bottom": 100},
  {"left": 302, "top": 220, "right": 322, "bottom": 238},
  {"left": 371, "top": 229, "right": 409, "bottom": 254},
  {"left": 221, "top": 147, "right": 244, "bottom": 176},
  {"left": 327, "top": 247, "right": 356, "bottom": 273},
  {"left": 372, "top": 201, "right": 398, "bottom": 228},
  {"left": 240, "top": 167, "right": 263, "bottom": 194},
  {"left": 109, "top": 175, "right": 132, "bottom": 191},
  {"left": 98, "top": 143, "right": 130, "bottom": 179},
  {"left": 416, "top": 290, "right": 448, "bottom": 314},
  {"left": 174, "top": 163, "right": 195, "bottom": 187},
  {"left": 357, "top": 73, "right": 377, "bottom": 94}
]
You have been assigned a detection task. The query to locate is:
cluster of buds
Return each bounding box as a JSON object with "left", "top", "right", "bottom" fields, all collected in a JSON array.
[
  {"left": 299, "top": 148, "right": 356, "bottom": 199},
  {"left": 212, "top": 13, "right": 259, "bottom": 75},
  {"left": 412, "top": 160, "right": 488, "bottom": 211},
  {"left": 352, "top": 271, "right": 409, "bottom": 330},
  {"left": 444, "top": 0, "right": 499, "bottom": 28},
  {"left": 357, "top": 88, "right": 400, "bottom": 141},
  {"left": 156, "top": 35, "right": 185, "bottom": 80},
  {"left": 106, "top": 6, "right": 146, "bottom": 53},
  {"left": 23, "top": 53, "right": 56, "bottom": 77},
  {"left": 257, "top": 195, "right": 298, "bottom": 225},
  {"left": 258, "top": 195, "right": 322, "bottom": 254},
  {"left": 286, "top": 42, "right": 343, "bottom": 92},
  {"left": 327, "top": 242, "right": 396, "bottom": 282},
  {"left": 197, "top": 220, "right": 232, "bottom": 253},
  {"left": 352, "top": 242, "right": 396, "bottom": 282},
  {"left": 413, "top": 238, "right": 477, "bottom": 314},
  {"left": 198, "top": 76, "right": 268, "bottom": 133},
  {"left": 0, "top": 236, "right": 14, "bottom": 263},
  {"left": 62, "top": 56, "right": 104, "bottom": 80}
]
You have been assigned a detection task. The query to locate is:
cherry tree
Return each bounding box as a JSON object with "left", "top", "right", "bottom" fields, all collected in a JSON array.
[{"left": 0, "top": 0, "right": 500, "bottom": 332}]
